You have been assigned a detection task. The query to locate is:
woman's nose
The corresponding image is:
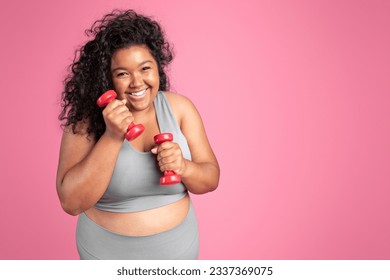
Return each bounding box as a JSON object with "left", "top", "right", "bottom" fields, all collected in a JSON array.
[{"left": 130, "top": 73, "right": 143, "bottom": 88}]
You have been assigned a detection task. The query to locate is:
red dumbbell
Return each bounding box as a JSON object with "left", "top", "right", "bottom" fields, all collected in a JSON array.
[
  {"left": 97, "top": 90, "right": 144, "bottom": 141},
  {"left": 154, "top": 133, "right": 182, "bottom": 185}
]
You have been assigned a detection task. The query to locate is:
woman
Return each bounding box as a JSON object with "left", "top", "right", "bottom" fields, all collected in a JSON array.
[{"left": 57, "top": 9, "right": 219, "bottom": 259}]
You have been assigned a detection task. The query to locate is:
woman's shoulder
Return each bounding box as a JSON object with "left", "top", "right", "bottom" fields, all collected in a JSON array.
[
  {"left": 163, "top": 91, "right": 196, "bottom": 112},
  {"left": 163, "top": 91, "right": 191, "bottom": 103},
  {"left": 162, "top": 91, "right": 200, "bottom": 126},
  {"left": 62, "top": 119, "right": 96, "bottom": 144}
]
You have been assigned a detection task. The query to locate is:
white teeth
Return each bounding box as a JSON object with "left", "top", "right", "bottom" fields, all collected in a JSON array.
[{"left": 131, "top": 88, "right": 147, "bottom": 96}]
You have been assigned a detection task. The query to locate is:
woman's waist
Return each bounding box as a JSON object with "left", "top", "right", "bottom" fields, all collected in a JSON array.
[{"left": 84, "top": 194, "right": 190, "bottom": 236}]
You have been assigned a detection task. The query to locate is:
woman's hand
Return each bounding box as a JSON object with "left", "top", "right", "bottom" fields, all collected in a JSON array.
[
  {"left": 151, "top": 142, "right": 187, "bottom": 176},
  {"left": 102, "top": 99, "right": 133, "bottom": 141}
]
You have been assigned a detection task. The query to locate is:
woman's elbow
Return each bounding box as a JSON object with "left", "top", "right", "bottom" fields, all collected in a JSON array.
[
  {"left": 59, "top": 199, "right": 82, "bottom": 216},
  {"left": 189, "top": 178, "right": 219, "bottom": 195},
  {"left": 57, "top": 187, "right": 83, "bottom": 216},
  {"left": 62, "top": 202, "right": 82, "bottom": 216},
  {"left": 207, "top": 167, "right": 220, "bottom": 193},
  {"left": 208, "top": 179, "right": 219, "bottom": 193}
]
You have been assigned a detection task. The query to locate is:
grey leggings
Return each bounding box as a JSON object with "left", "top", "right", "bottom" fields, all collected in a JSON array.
[{"left": 76, "top": 203, "right": 199, "bottom": 260}]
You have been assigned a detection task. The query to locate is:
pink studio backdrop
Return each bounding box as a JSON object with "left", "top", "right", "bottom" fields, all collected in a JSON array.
[{"left": 0, "top": 0, "right": 389, "bottom": 259}]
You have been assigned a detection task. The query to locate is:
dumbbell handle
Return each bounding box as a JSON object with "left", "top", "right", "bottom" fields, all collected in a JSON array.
[
  {"left": 97, "top": 90, "right": 144, "bottom": 141},
  {"left": 154, "top": 133, "right": 182, "bottom": 186}
]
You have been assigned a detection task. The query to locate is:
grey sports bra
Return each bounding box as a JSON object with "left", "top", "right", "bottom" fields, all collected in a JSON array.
[{"left": 94, "top": 92, "right": 191, "bottom": 213}]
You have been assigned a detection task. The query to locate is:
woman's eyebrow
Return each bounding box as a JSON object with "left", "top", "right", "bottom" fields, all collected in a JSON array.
[
  {"left": 138, "top": 60, "right": 154, "bottom": 67},
  {"left": 111, "top": 66, "right": 127, "bottom": 72}
]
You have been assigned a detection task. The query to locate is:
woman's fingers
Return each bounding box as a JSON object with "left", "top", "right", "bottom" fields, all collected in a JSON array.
[
  {"left": 102, "top": 99, "right": 133, "bottom": 139},
  {"left": 155, "top": 142, "right": 185, "bottom": 174}
]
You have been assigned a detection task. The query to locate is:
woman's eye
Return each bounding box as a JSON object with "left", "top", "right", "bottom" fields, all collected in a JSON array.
[
  {"left": 116, "top": 72, "right": 128, "bottom": 77},
  {"left": 142, "top": 66, "right": 151, "bottom": 71}
]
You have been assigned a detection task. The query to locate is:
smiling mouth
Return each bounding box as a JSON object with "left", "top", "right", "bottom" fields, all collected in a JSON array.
[{"left": 129, "top": 88, "right": 148, "bottom": 97}]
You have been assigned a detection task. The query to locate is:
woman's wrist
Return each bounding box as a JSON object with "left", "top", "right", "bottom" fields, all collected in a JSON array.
[
  {"left": 101, "top": 130, "right": 126, "bottom": 144},
  {"left": 180, "top": 159, "right": 191, "bottom": 179}
]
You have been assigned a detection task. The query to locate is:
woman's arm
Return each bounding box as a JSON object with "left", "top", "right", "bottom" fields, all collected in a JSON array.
[
  {"left": 56, "top": 99, "right": 133, "bottom": 215},
  {"left": 153, "top": 93, "right": 220, "bottom": 194}
]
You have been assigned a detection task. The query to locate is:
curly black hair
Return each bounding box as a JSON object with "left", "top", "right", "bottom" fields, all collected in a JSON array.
[{"left": 59, "top": 9, "right": 174, "bottom": 140}]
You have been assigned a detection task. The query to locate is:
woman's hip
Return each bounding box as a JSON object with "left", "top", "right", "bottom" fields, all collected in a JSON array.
[{"left": 76, "top": 201, "right": 199, "bottom": 260}]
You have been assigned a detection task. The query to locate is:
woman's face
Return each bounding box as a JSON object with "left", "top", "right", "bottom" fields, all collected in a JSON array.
[{"left": 111, "top": 45, "right": 160, "bottom": 113}]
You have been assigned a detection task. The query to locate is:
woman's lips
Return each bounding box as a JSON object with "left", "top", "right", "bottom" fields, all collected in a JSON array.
[{"left": 128, "top": 88, "right": 148, "bottom": 97}]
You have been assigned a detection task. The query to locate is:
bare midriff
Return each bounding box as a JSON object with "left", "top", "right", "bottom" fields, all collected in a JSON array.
[{"left": 84, "top": 194, "right": 190, "bottom": 236}]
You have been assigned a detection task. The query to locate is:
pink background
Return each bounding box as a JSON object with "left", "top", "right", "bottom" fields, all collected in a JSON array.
[{"left": 0, "top": 0, "right": 389, "bottom": 259}]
